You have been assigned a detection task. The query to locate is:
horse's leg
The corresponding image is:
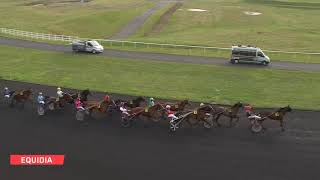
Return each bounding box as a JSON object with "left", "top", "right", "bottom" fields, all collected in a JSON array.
[
  {"left": 231, "top": 116, "right": 240, "bottom": 127},
  {"left": 236, "top": 116, "right": 240, "bottom": 124},
  {"left": 21, "top": 101, "right": 25, "bottom": 109},
  {"left": 189, "top": 118, "right": 196, "bottom": 128},
  {"left": 10, "top": 97, "right": 15, "bottom": 107},
  {"left": 185, "top": 117, "right": 194, "bottom": 128},
  {"left": 215, "top": 114, "right": 222, "bottom": 127},
  {"left": 139, "top": 116, "right": 148, "bottom": 128},
  {"left": 280, "top": 119, "right": 285, "bottom": 131},
  {"left": 88, "top": 109, "right": 93, "bottom": 118},
  {"left": 228, "top": 117, "right": 233, "bottom": 128}
]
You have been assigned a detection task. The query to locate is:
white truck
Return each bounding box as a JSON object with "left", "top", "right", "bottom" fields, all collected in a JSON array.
[{"left": 72, "top": 40, "right": 104, "bottom": 54}]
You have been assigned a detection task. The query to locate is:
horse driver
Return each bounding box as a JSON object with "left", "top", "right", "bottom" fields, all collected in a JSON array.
[
  {"left": 244, "top": 104, "right": 253, "bottom": 117},
  {"left": 56, "top": 87, "right": 64, "bottom": 100},
  {"left": 4, "top": 87, "right": 10, "bottom": 98},
  {"left": 98, "top": 95, "right": 110, "bottom": 109},
  {"left": 37, "top": 92, "right": 45, "bottom": 105},
  {"left": 148, "top": 97, "right": 155, "bottom": 107},
  {"left": 75, "top": 95, "right": 85, "bottom": 111},
  {"left": 166, "top": 105, "right": 179, "bottom": 123},
  {"left": 120, "top": 102, "right": 130, "bottom": 116}
]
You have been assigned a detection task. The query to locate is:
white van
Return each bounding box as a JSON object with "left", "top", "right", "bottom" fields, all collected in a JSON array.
[
  {"left": 230, "top": 45, "right": 270, "bottom": 66},
  {"left": 72, "top": 40, "right": 104, "bottom": 54}
]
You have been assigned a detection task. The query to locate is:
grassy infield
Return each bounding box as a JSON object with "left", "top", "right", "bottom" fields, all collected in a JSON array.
[
  {"left": 122, "top": 0, "right": 320, "bottom": 63},
  {"left": 0, "top": 45, "right": 319, "bottom": 110},
  {"left": 0, "top": 0, "right": 319, "bottom": 109}
]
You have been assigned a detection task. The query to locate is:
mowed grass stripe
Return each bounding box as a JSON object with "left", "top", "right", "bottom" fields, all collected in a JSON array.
[{"left": 0, "top": 45, "right": 319, "bottom": 110}]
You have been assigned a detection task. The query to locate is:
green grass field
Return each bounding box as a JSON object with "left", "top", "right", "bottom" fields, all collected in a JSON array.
[
  {"left": 0, "top": 45, "right": 319, "bottom": 110},
  {"left": 1, "top": 0, "right": 319, "bottom": 63},
  {"left": 130, "top": 0, "right": 320, "bottom": 53},
  {"left": 0, "top": 0, "right": 153, "bottom": 38}
]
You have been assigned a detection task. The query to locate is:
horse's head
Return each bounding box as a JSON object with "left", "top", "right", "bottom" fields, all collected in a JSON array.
[
  {"left": 136, "top": 96, "right": 146, "bottom": 103},
  {"left": 63, "top": 93, "right": 75, "bottom": 103},
  {"left": 183, "top": 99, "right": 191, "bottom": 106},
  {"left": 150, "top": 103, "right": 165, "bottom": 112},
  {"left": 286, "top": 105, "right": 292, "bottom": 112},
  {"left": 200, "top": 104, "right": 215, "bottom": 113},
  {"left": 234, "top": 102, "right": 243, "bottom": 108},
  {"left": 71, "top": 93, "right": 78, "bottom": 100},
  {"left": 82, "top": 89, "right": 91, "bottom": 97},
  {"left": 280, "top": 105, "right": 292, "bottom": 113},
  {"left": 178, "top": 99, "right": 190, "bottom": 109}
]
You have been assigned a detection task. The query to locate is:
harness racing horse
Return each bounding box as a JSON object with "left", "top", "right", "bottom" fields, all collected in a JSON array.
[
  {"left": 10, "top": 89, "right": 33, "bottom": 108},
  {"left": 164, "top": 99, "right": 190, "bottom": 111},
  {"left": 46, "top": 93, "right": 74, "bottom": 110},
  {"left": 183, "top": 105, "right": 216, "bottom": 128},
  {"left": 84, "top": 99, "right": 116, "bottom": 116},
  {"left": 46, "top": 89, "right": 90, "bottom": 110},
  {"left": 257, "top": 106, "right": 292, "bottom": 131},
  {"left": 69, "top": 89, "right": 91, "bottom": 102},
  {"left": 121, "top": 103, "right": 166, "bottom": 127},
  {"left": 214, "top": 102, "right": 243, "bottom": 127},
  {"left": 115, "top": 96, "right": 146, "bottom": 109}
]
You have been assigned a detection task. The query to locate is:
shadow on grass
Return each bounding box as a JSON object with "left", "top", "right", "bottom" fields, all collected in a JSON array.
[{"left": 245, "top": 0, "right": 320, "bottom": 10}]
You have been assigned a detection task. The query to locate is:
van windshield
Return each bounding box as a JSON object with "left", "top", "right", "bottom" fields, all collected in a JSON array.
[
  {"left": 91, "top": 41, "right": 100, "bottom": 46},
  {"left": 257, "top": 51, "right": 265, "bottom": 57}
]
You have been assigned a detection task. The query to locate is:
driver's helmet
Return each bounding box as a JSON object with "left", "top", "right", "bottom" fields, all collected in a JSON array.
[
  {"left": 200, "top": 103, "right": 205, "bottom": 106},
  {"left": 104, "top": 95, "right": 110, "bottom": 102},
  {"left": 150, "top": 97, "right": 154, "bottom": 101},
  {"left": 4, "top": 87, "right": 8, "bottom": 90},
  {"left": 57, "top": 87, "right": 61, "bottom": 91},
  {"left": 39, "top": 92, "right": 43, "bottom": 95},
  {"left": 166, "top": 105, "right": 171, "bottom": 109}
]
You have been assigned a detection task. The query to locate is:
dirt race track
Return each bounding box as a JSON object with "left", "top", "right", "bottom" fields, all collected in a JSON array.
[
  {"left": 1, "top": 79, "right": 320, "bottom": 180},
  {"left": 1, "top": 36, "right": 320, "bottom": 72}
]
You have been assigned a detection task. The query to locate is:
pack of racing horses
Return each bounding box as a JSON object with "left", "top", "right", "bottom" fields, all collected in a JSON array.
[{"left": 2, "top": 88, "right": 292, "bottom": 133}]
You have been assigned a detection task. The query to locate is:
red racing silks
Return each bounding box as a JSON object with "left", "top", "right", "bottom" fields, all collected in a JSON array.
[{"left": 10, "top": 155, "right": 65, "bottom": 166}]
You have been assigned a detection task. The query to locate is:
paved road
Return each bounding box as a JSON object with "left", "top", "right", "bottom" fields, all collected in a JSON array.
[
  {"left": 1, "top": 80, "right": 320, "bottom": 180},
  {"left": 111, "top": 0, "right": 178, "bottom": 39},
  {"left": 1, "top": 36, "right": 320, "bottom": 72}
]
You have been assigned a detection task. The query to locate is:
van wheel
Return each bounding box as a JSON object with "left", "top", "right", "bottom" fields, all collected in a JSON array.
[
  {"left": 92, "top": 50, "right": 96, "bottom": 54},
  {"left": 234, "top": 60, "right": 239, "bottom": 64},
  {"left": 262, "top": 61, "right": 268, "bottom": 66}
]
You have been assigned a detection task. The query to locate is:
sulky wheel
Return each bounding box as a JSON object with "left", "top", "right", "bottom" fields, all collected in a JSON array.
[
  {"left": 48, "top": 102, "right": 55, "bottom": 110},
  {"left": 251, "top": 121, "right": 263, "bottom": 133},
  {"left": 37, "top": 105, "right": 45, "bottom": 116},
  {"left": 121, "top": 114, "right": 132, "bottom": 128},
  {"left": 169, "top": 120, "right": 178, "bottom": 133},
  {"left": 76, "top": 110, "right": 85, "bottom": 121}
]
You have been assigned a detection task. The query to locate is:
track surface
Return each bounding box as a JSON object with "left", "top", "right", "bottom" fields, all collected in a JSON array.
[
  {"left": 1, "top": 80, "right": 320, "bottom": 180},
  {"left": 1, "top": 36, "right": 320, "bottom": 72},
  {"left": 111, "top": 0, "right": 177, "bottom": 39}
]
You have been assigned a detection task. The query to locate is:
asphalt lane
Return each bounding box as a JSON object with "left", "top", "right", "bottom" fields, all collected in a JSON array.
[
  {"left": 1, "top": 36, "right": 320, "bottom": 72},
  {"left": 111, "top": 0, "right": 176, "bottom": 39},
  {"left": 1, "top": 80, "right": 320, "bottom": 180}
]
